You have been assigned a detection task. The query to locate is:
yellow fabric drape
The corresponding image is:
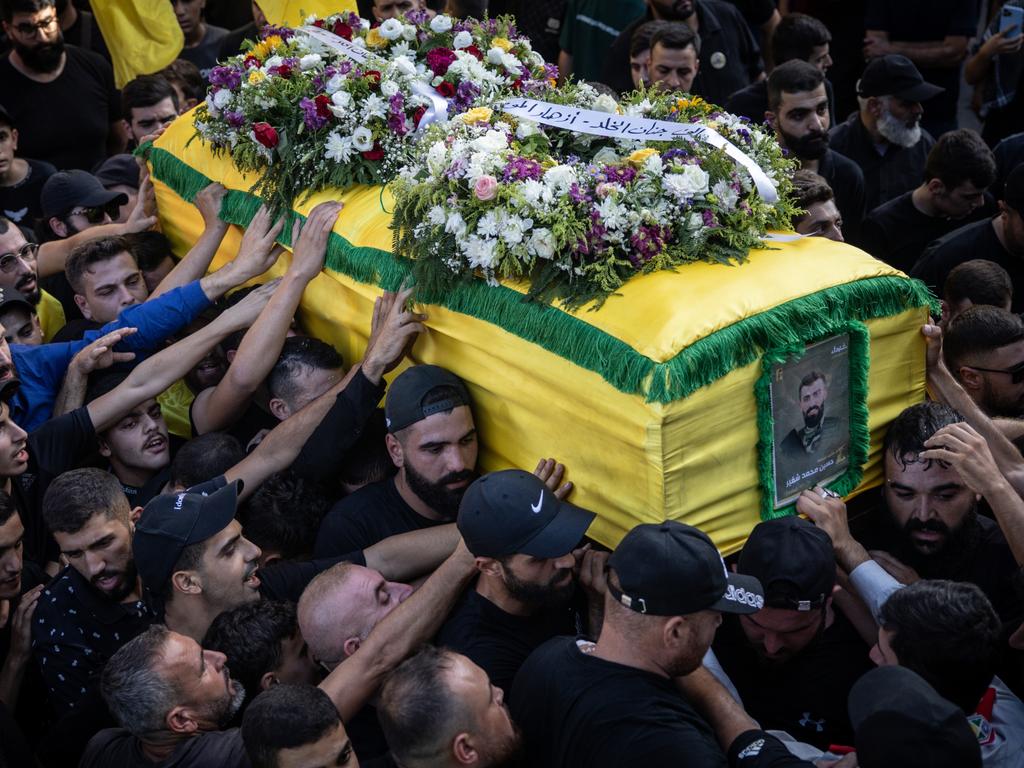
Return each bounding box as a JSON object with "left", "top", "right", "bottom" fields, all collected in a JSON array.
[
  {"left": 90, "top": 0, "right": 184, "bottom": 88},
  {"left": 258, "top": 0, "right": 359, "bottom": 28}
]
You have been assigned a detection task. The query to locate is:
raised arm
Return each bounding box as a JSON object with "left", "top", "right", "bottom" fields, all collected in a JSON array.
[
  {"left": 363, "top": 523, "right": 460, "bottom": 583},
  {"left": 85, "top": 283, "right": 275, "bottom": 432},
  {"left": 191, "top": 202, "right": 340, "bottom": 435},
  {"left": 965, "top": 26, "right": 1024, "bottom": 85},
  {"left": 52, "top": 328, "right": 138, "bottom": 417},
  {"left": 864, "top": 30, "right": 969, "bottom": 69},
  {"left": 194, "top": 207, "right": 287, "bottom": 303},
  {"left": 149, "top": 183, "right": 230, "bottom": 299}
]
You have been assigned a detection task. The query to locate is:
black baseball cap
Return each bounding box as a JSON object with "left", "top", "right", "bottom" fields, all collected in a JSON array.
[
  {"left": 0, "top": 287, "right": 35, "bottom": 316},
  {"left": 849, "top": 666, "right": 981, "bottom": 768},
  {"left": 458, "top": 470, "right": 595, "bottom": 558},
  {"left": 40, "top": 169, "right": 128, "bottom": 218},
  {"left": 1004, "top": 162, "right": 1024, "bottom": 212},
  {"left": 737, "top": 516, "right": 834, "bottom": 611},
  {"left": 95, "top": 154, "right": 141, "bottom": 190},
  {"left": 857, "top": 55, "right": 944, "bottom": 102},
  {"left": 385, "top": 364, "right": 471, "bottom": 433},
  {"left": 607, "top": 521, "right": 765, "bottom": 616},
  {"left": 132, "top": 480, "right": 242, "bottom": 593}
]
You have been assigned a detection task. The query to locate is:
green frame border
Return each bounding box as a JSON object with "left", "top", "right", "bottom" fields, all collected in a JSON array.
[
  {"left": 145, "top": 144, "right": 936, "bottom": 405},
  {"left": 755, "top": 322, "right": 871, "bottom": 520}
]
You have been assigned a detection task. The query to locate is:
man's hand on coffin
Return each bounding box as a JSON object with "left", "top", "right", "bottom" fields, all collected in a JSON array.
[
  {"left": 193, "top": 181, "right": 229, "bottom": 232},
  {"left": 534, "top": 457, "right": 573, "bottom": 499},
  {"left": 362, "top": 285, "right": 426, "bottom": 384},
  {"left": 230, "top": 204, "right": 286, "bottom": 283},
  {"left": 289, "top": 201, "right": 343, "bottom": 282},
  {"left": 797, "top": 487, "right": 870, "bottom": 574}
]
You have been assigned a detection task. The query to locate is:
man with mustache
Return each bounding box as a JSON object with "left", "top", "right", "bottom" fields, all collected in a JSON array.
[
  {"left": 777, "top": 370, "right": 843, "bottom": 484},
  {"left": 766, "top": 60, "right": 866, "bottom": 243},
  {"left": 436, "top": 470, "right": 602, "bottom": 695},
  {"left": 829, "top": 54, "right": 942, "bottom": 212},
  {"left": 0, "top": 0, "right": 126, "bottom": 171}
]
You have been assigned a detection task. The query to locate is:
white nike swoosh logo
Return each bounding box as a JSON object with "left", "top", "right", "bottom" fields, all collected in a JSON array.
[{"left": 531, "top": 490, "right": 544, "bottom": 514}]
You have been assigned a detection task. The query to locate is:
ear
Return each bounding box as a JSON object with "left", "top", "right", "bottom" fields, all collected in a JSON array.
[
  {"left": 956, "top": 366, "right": 983, "bottom": 392},
  {"left": 171, "top": 569, "right": 203, "bottom": 597},
  {"left": 225, "top": 348, "right": 237, "bottom": 364},
  {"left": 939, "top": 299, "right": 950, "bottom": 326},
  {"left": 166, "top": 705, "right": 199, "bottom": 735},
  {"left": 97, "top": 435, "right": 112, "bottom": 459},
  {"left": 452, "top": 732, "right": 478, "bottom": 765},
  {"left": 49, "top": 217, "right": 68, "bottom": 239},
  {"left": 260, "top": 670, "right": 278, "bottom": 691},
  {"left": 764, "top": 110, "right": 776, "bottom": 130},
  {"left": 342, "top": 636, "right": 361, "bottom": 658},
  {"left": 74, "top": 293, "right": 93, "bottom": 320},
  {"left": 925, "top": 178, "right": 946, "bottom": 196},
  {"left": 122, "top": 118, "right": 133, "bottom": 141},
  {"left": 268, "top": 397, "right": 290, "bottom": 421},
  {"left": 475, "top": 556, "right": 501, "bottom": 577},
  {"left": 1009, "top": 621, "right": 1024, "bottom": 652},
  {"left": 9, "top": 127, "right": 17, "bottom": 152},
  {"left": 867, "top": 96, "right": 884, "bottom": 118},
  {"left": 662, "top": 615, "right": 687, "bottom": 647},
  {"left": 386, "top": 432, "right": 404, "bottom": 468},
  {"left": 129, "top": 506, "right": 144, "bottom": 524}
]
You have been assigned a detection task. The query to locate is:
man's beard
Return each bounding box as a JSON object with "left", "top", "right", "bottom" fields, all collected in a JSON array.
[
  {"left": 501, "top": 563, "right": 575, "bottom": 608},
  {"left": 895, "top": 507, "right": 981, "bottom": 578},
  {"left": 780, "top": 126, "right": 829, "bottom": 161},
  {"left": 877, "top": 106, "right": 922, "bottom": 148},
  {"left": 204, "top": 675, "right": 246, "bottom": 727},
  {"left": 404, "top": 461, "right": 475, "bottom": 520},
  {"left": 13, "top": 36, "right": 65, "bottom": 74},
  {"left": 91, "top": 558, "right": 139, "bottom": 602},
  {"left": 651, "top": 0, "right": 696, "bottom": 21},
  {"left": 16, "top": 272, "right": 41, "bottom": 304},
  {"left": 485, "top": 723, "right": 526, "bottom": 768},
  {"left": 980, "top": 378, "right": 1024, "bottom": 419},
  {"left": 803, "top": 402, "right": 824, "bottom": 429}
]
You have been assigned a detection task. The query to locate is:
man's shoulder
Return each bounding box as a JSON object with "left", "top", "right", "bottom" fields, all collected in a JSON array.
[
  {"left": 327, "top": 478, "right": 399, "bottom": 518},
  {"left": 64, "top": 44, "right": 112, "bottom": 78},
  {"left": 80, "top": 727, "right": 135, "bottom": 766},
  {"left": 866, "top": 190, "right": 913, "bottom": 223},
  {"left": 826, "top": 149, "right": 865, "bottom": 181},
  {"left": 919, "top": 218, "right": 992, "bottom": 262}
]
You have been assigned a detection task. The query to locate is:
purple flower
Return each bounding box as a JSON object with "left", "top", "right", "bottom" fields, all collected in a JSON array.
[
  {"left": 388, "top": 92, "right": 407, "bottom": 135},
  {"left": 601, "top": 165, "right": 636, "bottom": 185},
  {"left": 208, "top": 65, "right": 241, "bottom": 90},
  {"left": 452, "top": 80, "right": 481, "bottom": 112},
  {"left": 502, "top": 156, "right": 543, "bottom": 182},
  {"left": 568, "top": 183, "right": 592, "bottom": 205},
  {"left": 337, "top": 61, "right": 353, "bottom": 75},
  {"left": 300, "top": 97, "right": 328, "bottom": 130},
  {"left": 702, "top": 210, "right": 718, "bottom": 228},
  {"left": 225, "top": 110, "right": 245, "bottom": 128},
  {"left": 628, "top": 224, "right": 671, "bottom": 266}
]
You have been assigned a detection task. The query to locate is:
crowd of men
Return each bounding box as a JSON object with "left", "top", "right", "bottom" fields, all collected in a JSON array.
[{"left": 2, "top": 0, "right": 1024, "bottom": 766}]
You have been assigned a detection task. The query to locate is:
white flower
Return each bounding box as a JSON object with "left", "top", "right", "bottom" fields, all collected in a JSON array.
[
  {"left": 325, "top": 131, "right": 354, "bottom": 163},
  {"left": 381, "top": 80, "right": 400, "bottom": 97},
  {"left": 486, "top": 47, "right": 505, "bottom": 65},
  {"left": 299, "top": 53, "right": 322, "bottom": 70},
  {"left": 515, "top": 120, "right": 539, "bottom": 139},
  {"left": 543, "top": 164, "right": 577, "bottom": 193},
  {"left": 390, "top": 40, "right": 413, "bottom": 59},
  {"left": 393, "top": 55, "right": 417, "bottom": 77},
  {"left": 686, "top": 212, "right": 703, "bottom": 231},
  {"left": 362, "top": 94, "right": 387, "bottom": 120},
  {"left": 643, "top": 154, "right": 663, "bottom": 177},
  {"left": 464, "top": 235, "right": 498, "bottom": 269},
  {"left": 401, "top": 24, "right": 417, "bottom": 41},
  {"left": 328, "top": 90, "right": 352, "bottom": 118},
  {"left": 264, "top": 55, "right": 283, "bottom": 69},
  {"left": 427, "top": 205, "right": 447, "bottom": 226},
  {"left": 453, "top": 30, "right": 473, "bottom": 49},
  {"left": 379, "top": 18, "right": 403, "bottom": 40},
  {"left": 596, "top": 197, "right": 627, "bottom": 230},
  {"left": 592, "top": 94, "right": 620, "bottom": 114},
  {"left": 528, "top": 228, "right": 555, "bottom": 259},
  {"left": 325, "top": 74, "right": 345, "bottom": 94},
  {"left": 663, "top": 166, "right": 710, "bottom": 201},
  {"left": 470, "top": 129, "right": 508, "bottom": 154},
  {"left": 352, "top": 126, "right": 374, "bottom": 152},
  {"left": 592, "top": 147, "right": 620, "bottom": 165},
  {"left": 426, "top": 141, "right": 449, "bottom": 174},
  {"left": 430, "top": 14, "right": 453, "bottom": 33},
  {"left": 212, "top": 89, "right": 233, "bottom": 110},
  {"left": 500, "top": 52, "right": 521, "bottom": 74},
  {"left": 477, "top": 211, "right": 500, "bottom": 237},
  {"left": 445, "top": 211, "right": 467, "bottom": 238},
  {"left": 520, "top": 179, "right": 545, "bottom": 206},
  {"left": 712, "top": 179, "right": 740, "bottom": 211},
  {"left": 501, "top": 215, "right": 533, "bottom": 246}
]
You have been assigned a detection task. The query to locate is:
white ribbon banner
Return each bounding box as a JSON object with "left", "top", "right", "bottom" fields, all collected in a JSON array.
[
  {"left": 300, "top": 25, "right": 449, "bottom": 131},
  {"left": 499, "top": 97, "right": 779, "bottom": 204}
]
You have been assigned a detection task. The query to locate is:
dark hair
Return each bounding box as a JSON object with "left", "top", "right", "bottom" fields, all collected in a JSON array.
[
  {"left": 267, "top": 337, "right": 343, "bottom": 403},
  {"left": 123, "top": 231, "right": 174, "bottom": 273},
  {"left": 101, "top": 624, "right": 176, "bottom": 737},
  {"left": 883, "top": 401, "right": 964, "bottom": 468},
  {"left": 650, "top": 23, "right": 700, "bottom": 56},
  {"left": 339, "top": 409, "right": 394, "bottom": 489},
  {"left": 242, "top": 684, "right": 341, "bottom": 768},
  {"left": 159, "top": 59, "right": 205, "bottom": 104},
  {"left": 630, "top": 20, "right": 672, "bottom": 57},
  {"left": 925, "top": 129, "right": 996, "bottom": 191},
  {"left": 791, "top": 170, "right": 835, "bottom": 227},
  {"left": 170, "top": 433, "right": 244, "bottom": 490},
  {"left": 943, "top": 305, "right": 1024, "bottom": 373},
  {"left": 798, "top": 370, "right": 826, "bottom": 394},
  {"left": 0, "top": 489, "right": 18, "bottom": 527},
  {"left": 0, "top": 0, "right": 53, "bottom": 23},
  {"left": 239, "top": 471, "right": 328, "bottom": 560},
  {"left": 42, "top": 468, "right": 130, "bottom": 534},
  {"left": 771, "top": 13, "right": 831, "bottom": 65},
  {"left": 65, "top": 236, "right": 138, "bottom": 294},
  {"left": 204, "top": 601, "right": 300, "bottom": 704},
  {"left": 1003, "top": 162, "right": 1024, "bottom": 212},
  {"left": 0, "top": 216, "right": 14, "bottom": 236},
  {"left": 767, "top": 59, "right": 826, "bottom": 112},
  {"left": 445, "top": 0, "right": 486, "bottom": 17},
  {"left": 121, "top": 74, "right": 179, "bottom": 118},
  {"left": 944, "top": 259, "right": 1013, "bottom": 309},
  {"left": 159, "top": 539, "right": 205, "bottom": 600},
  {"left": 0, "top": 106, "right": 12, "bottom": 132},
  {"left": 85, "top": 368, "right": 129, "bottom": 405},
  {"left": 879, "top": 580, "right": 1001, "bottom": 712},
  {"left": 378, "top": 646, "right": 468, "bottom": 764}
]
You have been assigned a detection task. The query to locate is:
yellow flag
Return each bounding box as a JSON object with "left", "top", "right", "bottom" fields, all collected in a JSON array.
[
  {"left": 259, "top": 0, "right": 359, "bottom": 27},
  {"left": 90, "top": 0, "right": 184, "bottom": 88}
]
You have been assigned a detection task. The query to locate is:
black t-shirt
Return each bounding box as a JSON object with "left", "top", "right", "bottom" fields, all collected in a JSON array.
[
  {"left": 0, "top": 46, "right": 119, "bottom": 171},
  {"left": 489, "top": 0, "right": 567, "bottom": 63},
  {"left": 80, "top": 726, "right": 248, "bottom": 768},
  {"left": 510, "top": 636, "right": 726, "bottom": 768},
  {"left": 910, "top": 218, "right": 1024, "bottom": 312},
  {"left": 818, "top": 149, "right": 866, "bottom": 245},
  {"left": 861, "top": 191, "right": 993, "bottom": 273},
  {"left": 435, "top": 587, "right": 579, "bottom": 694},
  {"left": 0, "top": 561, "right": 49, "bottom": 743},
  {"left": 0, "top": 158, "right": 56, "bottom": 226},
  {"left": 177, "top": 25, "right": 231, "bottom": 76},
  {"left": 994, "top": 132, "right": 1024, "bottom": 201},
  {"left": 711, "top": 609, "right": 873, "bottom": 750},
  {"left": 724, "top": 78, "right": 836, "bottom": 127},
  {"left": 314, "top": 477, "right": 447, "bottom": 557},
  {"left": 120, "top": 465, "right": 174, "bottom": 509}
]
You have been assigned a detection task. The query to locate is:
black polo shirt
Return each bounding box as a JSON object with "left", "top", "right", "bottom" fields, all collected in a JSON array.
[
  {"left": 30, "top": 565, "right": 159, "bottom": 718},
  {"left": 602, "top": 1, "right": 763, "bottom": 105},
  {"left": 818, "top": 148, "right": 866, "bottom": 245},
  {"left": 828, "top": 113, "right": 935, "bottom": 213}
]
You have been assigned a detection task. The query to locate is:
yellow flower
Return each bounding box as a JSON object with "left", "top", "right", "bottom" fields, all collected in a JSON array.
[
  {"left": 248, "top": 69, "right": 265, "bottom": 85},
  {"left": 460, "top": 107, "right": 493, "bottom": 125},
  {"left": 627, "top": 148, "right": 659, "bottom": 165},
  {"left": 365, "top": 28, "right": 387, "bottom": 49},
  {"left": 491, "top": 37, "right": 513, "bottom": 52},
  {"left": 251, "top": 34, "right": 283, "bottom": 59}
]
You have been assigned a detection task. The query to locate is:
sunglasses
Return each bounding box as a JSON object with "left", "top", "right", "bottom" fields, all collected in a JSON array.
[
  {"left": 0, "top": 243, "right": 39, "bottom": 274},
  {"left": 12, "top": 14, "right": 57, "bottom": 37},
  {"left": 967, "top": 361, "right": 1024, "bottom": 384},
  {"left": 68, "top": 201, "right": 121, "bottom": 224}
]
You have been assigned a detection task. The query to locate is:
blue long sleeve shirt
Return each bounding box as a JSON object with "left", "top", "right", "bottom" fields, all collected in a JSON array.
[{"left": 10, "top": 281, "right": 211, "bottom": 431}]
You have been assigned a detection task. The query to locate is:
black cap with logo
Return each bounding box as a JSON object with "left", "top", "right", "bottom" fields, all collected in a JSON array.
[
  {"left": 738, "top": 516, "right": 834, "bottom": 611},
  {"left": 384, "top": 364, "right": 471, "bottom": 433},
  {"left": 40, "top": 169, "right": 128, "bottom": 219},
  {"left": 458, "top": 470, "right": 595, "bottom": 558},
  {"left": 607, "top": 521, "right": 765, "bottom": 616},
  {"left": 857, "top": 54, "right": 944, "bottom": 102},
  {"left": 0, "top": 287, "right": 35, "bottom": 316}
]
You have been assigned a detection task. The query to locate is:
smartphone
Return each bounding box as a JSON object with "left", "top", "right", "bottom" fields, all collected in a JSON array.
[{"left": 1000, "top": 5, "right": 1024, "bottom": 40}]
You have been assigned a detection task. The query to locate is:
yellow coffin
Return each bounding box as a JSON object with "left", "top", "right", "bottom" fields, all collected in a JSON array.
[{"left": 147, "top": 115, "right": 930, "bottom": 554}]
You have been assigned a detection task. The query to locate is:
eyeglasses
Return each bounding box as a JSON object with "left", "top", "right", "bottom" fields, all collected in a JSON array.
[
  {"left": 966, "top": 361, "right": 1024, "bottom": 384},
  {"left": 12, "top": 14, "right": 58, "bottom": 37},
  {"left": 0, "top": 243, "right": 38, "bottom": 274},
  {"left": 68, "top": 201, "right": 120, "bottom": 225}
]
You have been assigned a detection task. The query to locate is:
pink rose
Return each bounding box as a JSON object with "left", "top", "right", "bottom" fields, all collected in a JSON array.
[{"left": 474, "top": 175, "right": 498, "bottom": 201}]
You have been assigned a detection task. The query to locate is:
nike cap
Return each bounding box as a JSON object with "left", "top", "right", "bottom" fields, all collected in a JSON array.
[
  {"left": 608, "top": 521, "right": 765, "bottom": 616},
  {"left": 458, "top": 470, "right": 595, "bottom": 558},
  {"left": 385, "top": 364, "right": 471, "bottom": 434}
]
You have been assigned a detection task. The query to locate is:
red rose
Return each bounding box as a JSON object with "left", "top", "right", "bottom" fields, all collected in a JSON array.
[
  {"left": 332, "top": 20, "right": 353, "bottom": 40},
  {"left": 313, "top": 19, "right": 325, "bottom": 28},
  {"left": 464, "top": 44, "right": 483, "bottom": 61},
  {"left": 243, "top": 55, "right": 259, "bottom": 69},
  {"left": 252, "top": 122, "right": 279, "bottom": 148},
  {"left": 511, "top": 78, "right": 523, "bottom": 91},
  {"left": 436, "top": 81, "right": 456, "bottom": 98},
  {"left": 363, "top": 70, "right": 382, "bottom": 86},
  {"left": 315, "top": 94, "right": 332, "bottom": 118},
  {"left": 426, "top": 47, "right": 457, "bottom": 76},
  {"left": 275, "top": 63, "right": 293, "bottom": 79},
  {"left": 412, "top": 106, "right": 427, "bottom": 127},
  {"left": 361, "top": 142, "right": 385, "bottom": 161}
]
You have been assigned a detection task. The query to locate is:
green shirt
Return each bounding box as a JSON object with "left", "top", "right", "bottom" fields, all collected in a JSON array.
[{"left": 559, "top": 0, "right": 646, "bottom": 83}]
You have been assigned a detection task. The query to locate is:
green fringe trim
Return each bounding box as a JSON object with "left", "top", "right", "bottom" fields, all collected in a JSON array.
[
  {"left": 754, "top": 323, "right": 871, "bottom": 520},
  {"left": 147, "top": 146, "right": 933, "bottom": 405}
]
